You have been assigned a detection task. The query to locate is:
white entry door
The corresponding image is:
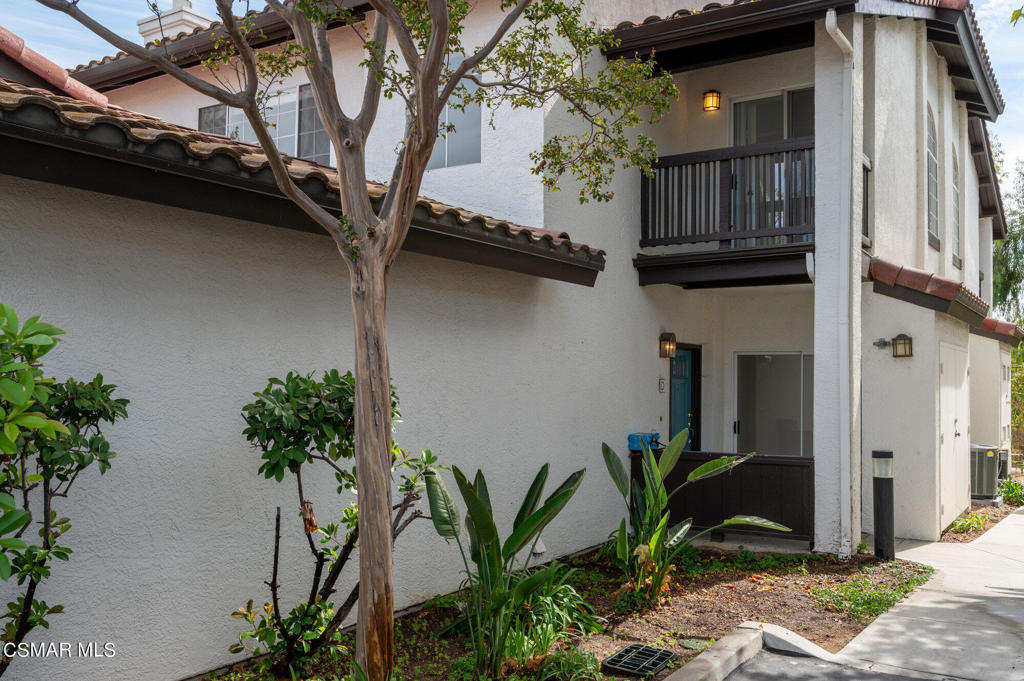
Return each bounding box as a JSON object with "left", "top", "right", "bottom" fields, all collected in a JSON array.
[{"left": 939, "top": 343, "right": 970, "bottom": 530}]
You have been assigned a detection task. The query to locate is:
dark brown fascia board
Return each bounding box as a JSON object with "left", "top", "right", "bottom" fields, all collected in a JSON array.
[
  {"left": 970, "top": 326, "right": 1022, "bottom": 347},
  {"left": 633, "top": 243, "right": 812, "bottom": 288},
  {"left": 0, "top": 108, "right": 603, "bottom": 287},
  {"left": 606, "top": 0, "right": 853, "bottom": 58},
  {"left": 968, "top": 116, "right": 1006, "bottom": 238},
  {"left": 872, "top": 281, "right": 987, "bottom": 326},
  {"left": 74, "top": 3, "right": 371, "bottom": 92},
  {"left": 929, "top": 10, "right": 1003, "bottom": 122}
]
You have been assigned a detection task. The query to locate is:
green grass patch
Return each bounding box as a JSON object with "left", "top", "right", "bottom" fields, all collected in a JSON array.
[{"left": 810, "top": 562, "right": 933, "bottom": 622}]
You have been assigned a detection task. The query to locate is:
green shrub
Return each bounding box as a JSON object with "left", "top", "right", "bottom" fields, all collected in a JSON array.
[
  {"left": 235, "top": 370, "right": 441, "bottom": 672},
  {"left": 0, "top": 303, "right": 129, "bottom": 678},
  {"left": 1000, "top": 478, "right": 1024, "bottom": 506},
  {"left": 601, "top": 430, "right": 789, "bottom": 609},
  {"left": 424, "top": 464, "right": 585, "bottom": 677},
  {"left": 948, "top": 512, "right": 988, "bottom": 534},
  {"left": 535, "top": 647, "right": 605, "bottom": 680}
]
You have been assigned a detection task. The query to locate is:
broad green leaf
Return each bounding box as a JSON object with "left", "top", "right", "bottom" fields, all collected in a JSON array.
[
  {"left": 616, "top": 518, "right": 628, "bottom": 563},
  {"left": 1, "top": 305, "right": 17, "bottom": 335},
  {"left": 512, "top": 567, "right": 552, "bottom": 603},
  {"left": 601, "top": 443, "right": 629, "bottom": 501},
  {"left": 665, "top": 518, "right": 693, "bottom": 548},
  {"left": 718, "top": 515, "right": 790, "bottom": 532},
  {"left": 20, "top": 334, "right": 54, "bottom": 346},
  {"left": 0, "top": 538, "right": 26, "bottom": 550},
  {"left": 658, "top": 428, "right": 689, "bottom": 479},
  {"left": 544, "top": 468, "right": 586, "bottom": 504},
  {"left": 686, "top": 454, "right": 752, "bottom": 483},
  {"left": 424, "top": 471, "right": 461, "bottom": 540},
  {"left": 473, "top": 469, "right": 492, "bottom": 515},
  {"left": 649, "top": 512, "right": 668, "bottom": 559},
  {"left": 0, "top": 378, "right": 29, "bottom": 407},
  {"left": 452, "top": 466, "right": 497, "bottom": 546},
  {"left": 12, "top": 414, "right": 46, "bottom": 429},
  {"left": 0, "top": 509, "right": 29, "bottom": 536},
  {"left": 0, "top": 493, "right": 15, "bottom": 511},
  {"left": 0, "top": 553, "right": 10, "bottom": 581},
  {"left": 513, "top": 463, "right": 549, "bottom": 530},
  {"left": 502, "top": 487, "right": 573, "bottom": 561}
]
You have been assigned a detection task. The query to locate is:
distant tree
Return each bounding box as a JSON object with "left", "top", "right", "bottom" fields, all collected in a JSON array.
[
  {"left": 34, "top": 2, "right": 677, "bottom": 678},
  {"left": 992, "top": 136, "right": 1023, "bottom": 320}
]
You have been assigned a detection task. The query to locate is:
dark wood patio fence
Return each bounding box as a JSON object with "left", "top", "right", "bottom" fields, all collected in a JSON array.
[{"left": 630, "top": 451, "right": 814, "bottom": 544}]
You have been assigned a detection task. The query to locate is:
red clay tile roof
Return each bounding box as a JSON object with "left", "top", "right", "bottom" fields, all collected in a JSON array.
[
  {"left": 0, "top": 25, "right": 107, "bottom": 108},
  {"left": 977, "top": 317, "right": 1024, "bottom": 345},
  {"left": 0, "top": 77, "right": 603, "bottom": 262},
  {"left": 868, "top": 256, "right": 989, "bottom": 326}
]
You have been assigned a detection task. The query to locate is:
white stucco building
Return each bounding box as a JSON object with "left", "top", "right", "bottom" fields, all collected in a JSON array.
[{"left": 0, "top": 0, "right": 1016, "bottom": 679}]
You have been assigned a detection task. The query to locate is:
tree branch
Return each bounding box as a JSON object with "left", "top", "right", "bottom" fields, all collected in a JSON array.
[
  {"left": 33, "top": 0, "right": 244, "bottom": 107},
  {"left": 439, "top": 0, "right": 531, "bottom": 106},
  {"left": 356, "top": 13, "right": 390, "bottom": 134},
  {"left": 367, "top": 2, "right": 421, "bottom": 77}
]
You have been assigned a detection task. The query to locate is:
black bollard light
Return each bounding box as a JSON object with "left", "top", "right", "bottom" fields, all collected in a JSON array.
[{"left": 873, "top": 450, "right": 895, "bottom": 561}]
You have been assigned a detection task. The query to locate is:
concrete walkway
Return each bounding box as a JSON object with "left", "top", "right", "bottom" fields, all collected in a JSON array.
[{"left": 839, "top": 507, "right": 1024, "bottom": 681}]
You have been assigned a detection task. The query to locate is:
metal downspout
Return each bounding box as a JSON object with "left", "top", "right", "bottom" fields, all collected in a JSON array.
[{"left": 826, "top": 8, "right": 855, "bottom": 558}]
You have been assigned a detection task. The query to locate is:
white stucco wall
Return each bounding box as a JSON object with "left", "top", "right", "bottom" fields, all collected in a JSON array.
[{"left": 969, "top": 334, "right": 1013, "bottom": 449}]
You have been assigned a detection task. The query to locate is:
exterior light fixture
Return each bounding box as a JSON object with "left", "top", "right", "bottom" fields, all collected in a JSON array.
[
  {"left": 659, "top": 332, "right": 676, "bottom": 358},
  {"left": 873, "top": 334, "right": 913, "bottom": 358},
  {"left": 872, "top": 450, "right": 895, "bottom": 561},
  {"left": 702, "top": 90, "right": 721, "bottom": 112},
  {"left": 891, "top": 333, "right": 912, "bottom": 358}
]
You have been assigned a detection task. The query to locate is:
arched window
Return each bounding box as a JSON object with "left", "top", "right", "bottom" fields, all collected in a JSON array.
[
  {"left": 927, "top": 107, "right": 939, "bottom": 245},
  {"left": 952, "top": 146, "right": 961, "bottom": 264}
]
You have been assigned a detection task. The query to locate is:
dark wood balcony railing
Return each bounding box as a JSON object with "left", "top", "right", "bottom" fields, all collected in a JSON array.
[{"left": 640, "top": 137, "right": 815, "bottom": 248}]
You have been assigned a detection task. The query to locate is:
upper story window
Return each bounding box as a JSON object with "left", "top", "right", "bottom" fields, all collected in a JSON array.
[
  {"left": 926, "top": 106, "right": 939, "bottom": 248},
  {"left": 732, "top": 87, "right": 814, "bottom": 146},
  {"left": 197, "top": 84, "right": 330, "bottom": 166},
  {"left": 427, "top": 57, "right": 481, "bottom": 170},
  {"left": 952, "top": 147, "right": 961, "bottom": 267}
]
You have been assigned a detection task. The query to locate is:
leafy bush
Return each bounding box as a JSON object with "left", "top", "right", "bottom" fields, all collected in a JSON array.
[
  {"left": 948, "top": 512, "right": 988, "bottom": 534},
  {"left": 1000, "top": 477, "right": 1024, "bottom": 506},
  {"left": 810, "top": 563, "right": 932, "bottom": 622},
  {"left": 0, "top": 303, "right": 128, "bottom": 678},
  {"left": 424, "top": 464, "right": 585, "bottom": 677},
  {"left": 235, "top": 370, "right": 441, "bottom": 672},
  {"left": 535, "top": 647, "right": 604, "bottom": 681},
  {"left": 601, "top": 429, "right": 788, "bottom": 609}
]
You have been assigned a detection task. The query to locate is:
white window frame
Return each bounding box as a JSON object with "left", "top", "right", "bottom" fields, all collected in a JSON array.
[
  {"left": 926, "top": 105, "right": 940, "bottom": 247},
  {"left": 197, "top": 85, "right": 331, "bottom": 165},
  {"left": 728, "top": 83, "right": 815, "bottom": 147},
  {"left": 951, "top": 144, "right": 961, "bottom": 267}
]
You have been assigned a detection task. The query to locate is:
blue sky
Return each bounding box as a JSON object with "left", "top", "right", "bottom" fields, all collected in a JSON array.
[{"left": 4, "top": 0, "right": 1024, "bottom": 170}]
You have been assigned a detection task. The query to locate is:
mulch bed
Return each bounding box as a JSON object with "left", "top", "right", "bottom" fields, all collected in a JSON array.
[
  {"left": 939, "top": 501, "right": 1020, "bottom": 543},
  {"left": 570, "top": 552, "right": 919, "bottom": 680},
  {"left": 223, "top": 549, "right": 928, "bottom": 681}
]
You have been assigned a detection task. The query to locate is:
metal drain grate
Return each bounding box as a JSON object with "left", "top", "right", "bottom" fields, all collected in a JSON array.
[{"left": 601, "top": 643, "right": 677, "bottom": 677}]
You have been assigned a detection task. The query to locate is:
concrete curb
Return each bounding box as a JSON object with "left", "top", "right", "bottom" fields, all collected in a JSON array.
[
  {"left": 664, "top": 620, "right": 842, "bottom": 681},
  {"left": 662, "top": 626, "right": 761, "bottom": 681}
]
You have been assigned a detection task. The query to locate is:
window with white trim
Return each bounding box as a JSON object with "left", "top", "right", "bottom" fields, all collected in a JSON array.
[
  {"left": 197, "top": 85, "right": 330, "bottom": 165},
  {"left": 952, "top": 146, "right": 961, "bottom": 265},
  {"left": 427, "top": 57, "right": 481, "bottom": 170},
  {"left": 927, "top": 106, "right": 939, "bottom": 246}
]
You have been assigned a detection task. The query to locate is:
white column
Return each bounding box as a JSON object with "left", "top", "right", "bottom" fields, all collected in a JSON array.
[{"left": 813, "top": 13, "right": 863, "bottom": 556}]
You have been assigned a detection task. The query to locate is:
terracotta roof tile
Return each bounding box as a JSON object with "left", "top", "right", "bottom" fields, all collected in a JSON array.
[
  {"left": 979, "top": 317, "right": 1024, "bottom": 342},
  {"left": 0, "top": 24, "right": 107, "bottom": 108},
  {"left": 0, "top": 77, "right": 604, "bottom": 262},
  {"left": 869, "top": 256, "right": 988, "bottom": 317}
]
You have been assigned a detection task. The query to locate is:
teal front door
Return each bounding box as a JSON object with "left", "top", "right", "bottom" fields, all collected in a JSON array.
[{"left": 670, "top": 348, "right": 697, "bottom": 448}]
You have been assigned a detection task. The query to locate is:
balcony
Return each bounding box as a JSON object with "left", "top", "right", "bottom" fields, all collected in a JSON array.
[{"left": 635, "top": 137, "right": 816, "bottom": 289}]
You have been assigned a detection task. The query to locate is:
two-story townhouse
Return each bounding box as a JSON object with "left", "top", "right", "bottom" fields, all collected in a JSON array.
[{"left": 0, "top": 1, "right": 1014, "bottom": 679}]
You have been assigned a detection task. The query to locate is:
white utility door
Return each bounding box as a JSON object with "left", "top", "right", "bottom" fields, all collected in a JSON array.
[{"left": 939, "top": 344, "right": 970, "bottom": 530}]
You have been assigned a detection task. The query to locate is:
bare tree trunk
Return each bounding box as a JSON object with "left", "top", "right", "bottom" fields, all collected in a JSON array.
[{"left": 350, "top": 253, "right": 395, "bottom": 680}]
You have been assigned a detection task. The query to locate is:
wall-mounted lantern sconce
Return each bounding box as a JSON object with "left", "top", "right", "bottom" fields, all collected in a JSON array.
[
  {"left": 702, "top": 90, "right": 721, "bottom": 112},
  {"left": 873, "top": 333, "right": 913, "bottom": 358},
  {"left": 891, "top": 333, "right": 912, "bottom": 358},
  {"left": 659, "top": 332, "right": 676, "bottom": 358}
]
